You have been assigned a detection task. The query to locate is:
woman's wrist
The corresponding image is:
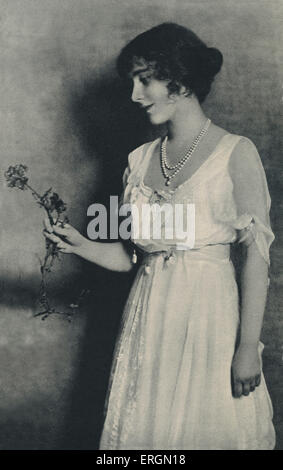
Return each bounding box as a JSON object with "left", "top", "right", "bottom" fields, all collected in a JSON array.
[{"left": 72, "top": 236, "right": 89, "bottom": 257}]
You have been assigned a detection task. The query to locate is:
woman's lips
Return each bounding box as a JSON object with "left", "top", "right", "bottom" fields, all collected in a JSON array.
[
  {"left": 140, "top": 103, "right": 154, "bottom": 112},
  {"left": 145, "top": 104, "right": 154, "bottom": 113}
]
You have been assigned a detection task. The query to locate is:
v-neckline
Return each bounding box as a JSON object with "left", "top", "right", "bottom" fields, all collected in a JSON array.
[{"left": 141, "top": 133, "right": 231, "bottom": 196}]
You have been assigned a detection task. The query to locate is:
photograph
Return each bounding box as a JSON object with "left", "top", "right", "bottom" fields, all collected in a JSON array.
[{"left": 0, "top": 0, "right": 282, "bottom": 452}]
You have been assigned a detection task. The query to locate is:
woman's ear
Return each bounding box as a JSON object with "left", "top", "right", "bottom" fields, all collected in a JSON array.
[
  {"left": 168, "top": 93, "right": 178, "bottom": 103},
  {"left": 179, "top": 85, "right": 191, "bottom": 97},
  {"left": 167, "top": 84, "right": 191, "bottom": 102}
]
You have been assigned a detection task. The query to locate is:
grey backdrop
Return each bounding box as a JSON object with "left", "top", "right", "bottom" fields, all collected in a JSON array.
[{"left": 0, "top": 0, "right": 282, "bottom": 450}]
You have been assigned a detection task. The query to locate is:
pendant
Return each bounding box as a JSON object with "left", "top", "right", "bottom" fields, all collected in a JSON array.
[{"left": 132, "top": 250, "right": 137, "bottom": 264}]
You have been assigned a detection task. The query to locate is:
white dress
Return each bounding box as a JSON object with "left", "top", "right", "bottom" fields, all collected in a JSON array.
[{"left": 99, "top": 133, "right": 276, "bottom": 450}]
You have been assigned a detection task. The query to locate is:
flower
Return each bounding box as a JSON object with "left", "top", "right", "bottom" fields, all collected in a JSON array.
[
  {"left": 4, "top": 164, "right": 29, "bottom": 190},
  {"left": 4, "top": 162, "right": 71, "bottom": 320},
  {"left": 40, "top": 190, "right": 67, "bottom": 213},
  {"left": 50, "top": 192, "right": 67, "bottom": 213}
]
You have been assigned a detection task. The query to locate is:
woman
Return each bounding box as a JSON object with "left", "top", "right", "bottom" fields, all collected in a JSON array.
[{"left": 44, "top": 23, "right": 275, "bottom": 449}]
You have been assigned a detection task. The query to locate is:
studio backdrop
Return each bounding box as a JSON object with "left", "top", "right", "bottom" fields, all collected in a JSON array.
[{"left": 0, "top": 0, "right": 282, "bottom": 449}]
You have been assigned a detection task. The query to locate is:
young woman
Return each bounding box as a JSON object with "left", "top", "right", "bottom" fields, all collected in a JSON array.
[{"left": 44, "top": 23, "right": 275, "bottom": 449}]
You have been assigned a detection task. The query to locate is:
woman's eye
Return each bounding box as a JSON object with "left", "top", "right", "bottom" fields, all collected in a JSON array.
[{"left": 139, "top": 76, "right": 151, "bottom": 85}]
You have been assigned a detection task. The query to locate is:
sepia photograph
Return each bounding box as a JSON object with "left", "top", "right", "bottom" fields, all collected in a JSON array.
[{"left": 0, "top": 0, "right": 282, "bottom": 452}]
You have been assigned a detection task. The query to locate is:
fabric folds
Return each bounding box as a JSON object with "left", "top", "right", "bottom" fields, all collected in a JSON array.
[
  {"left": 232, "top": 213, "right": 275, "bottom": 265},
  {"left": 99, "top": 133, "right": 275, "bottom": 450}
]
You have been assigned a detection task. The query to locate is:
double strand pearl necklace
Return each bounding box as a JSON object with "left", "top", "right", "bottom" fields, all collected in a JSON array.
[{"left": 160, "top": 118, "right": 211, "bottom": 186}]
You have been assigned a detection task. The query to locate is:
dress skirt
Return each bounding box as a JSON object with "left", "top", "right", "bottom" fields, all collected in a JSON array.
[{"left": 99, "top": 245, "right": 275, "bottom": 450}]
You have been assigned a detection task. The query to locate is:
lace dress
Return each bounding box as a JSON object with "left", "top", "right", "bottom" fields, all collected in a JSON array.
[{"left": 99, "top": 133, "right": 276, "bottom": 450}]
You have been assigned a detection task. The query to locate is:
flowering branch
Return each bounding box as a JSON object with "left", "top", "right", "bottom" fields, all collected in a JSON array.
[{"left": 4, "top": 164, "right": 89, "bottom": 320}]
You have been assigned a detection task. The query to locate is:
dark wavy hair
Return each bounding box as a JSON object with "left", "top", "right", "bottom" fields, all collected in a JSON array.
[{"left": 117, "top": 22, "right": 223, "bottom": 104}]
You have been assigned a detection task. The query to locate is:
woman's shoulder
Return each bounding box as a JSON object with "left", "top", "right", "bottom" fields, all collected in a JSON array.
[
  {"left": 211, "top": 124, "right": 261, "bottom": 164},
  {"left": 228, "top": 133, "right": 261, "bottom": 161},
  {"left": 129, "top": 138, "right": 160, "bottom": 156},
  {"left": 212, "top": 125, "right": 251, "bottom": 149},
  {"left": 127, "top": 138, "right": 160, "bottom": 169},
  {"left": 227, "top": 133, "right": 266, "bottom": 184},
  {"left": 212, "top": 123, "right": 257, "bottom": 147},
  {"left": 209, "top": 125, "right": 266, "bottom": 181}
]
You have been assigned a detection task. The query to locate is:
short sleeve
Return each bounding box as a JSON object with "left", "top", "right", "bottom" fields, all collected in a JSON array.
[
  {"left": 122, "top": 165, "right": 130, "bottom": 190},
  {"left": 119, "top": 141, "right": 153, "bottom": 206},
  {"left": 119, "top": 147, "right": 139, "bottom": 206},
  {"left": 119, "top": 160, "right": 131, "bottom": 208},
  {"left": 228, "top": 137, "right": 275, "bottom": 265}
]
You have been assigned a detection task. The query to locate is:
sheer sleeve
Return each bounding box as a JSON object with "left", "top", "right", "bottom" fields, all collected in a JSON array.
[
  {"left": 119, "top": 149, "right": 137, "bottom": 206},
  {"left": 228, "top": 137, "right": 275, "bottom": 265},
  {"left": 119, "top": 142, "right": 152, "bottom": 206}
]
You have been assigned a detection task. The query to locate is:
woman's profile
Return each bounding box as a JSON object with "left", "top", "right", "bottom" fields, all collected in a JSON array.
[{"left": 44, "top": 23, "right": 276, "bottom": 449}]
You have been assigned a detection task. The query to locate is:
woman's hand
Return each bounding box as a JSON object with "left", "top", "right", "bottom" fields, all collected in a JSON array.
[
  {"left": 231, "top": 343, "right": 261, "bottom": 398},
  {"left": 43, "top": 217, "right": 86, "bottom": 254}
]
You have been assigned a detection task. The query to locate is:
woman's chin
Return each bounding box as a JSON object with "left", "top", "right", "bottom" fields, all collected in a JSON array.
[{"left": 148, "top": 114, "right": 166, "bottom": 125}]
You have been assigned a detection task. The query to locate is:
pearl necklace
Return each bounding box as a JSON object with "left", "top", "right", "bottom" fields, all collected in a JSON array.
[{"left": 160, "top": 118, "right": 211, "bottom": 186}]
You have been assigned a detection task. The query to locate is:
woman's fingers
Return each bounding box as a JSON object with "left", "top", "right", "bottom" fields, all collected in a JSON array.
[
  {"left": 43, "top": 217, "right": 70, "bottom": 233},
  {"left": 43, "top": 230, "right": 61, "bottom": 244},
  {"left": 249, "top": 377, "right": 256, "bottom": 392},
  {"left": 43, "top": 222, "right": 82, "bottom": 253},
  {"left": 233, "top": 379, "right": 243, "bottom": 398},
  {"left": 52, "top": 223, "right": 71, "bottom": 236},
  {"left": 43, "top": 230, "right": 71, "bottom": 253},
  {"left": 242, "top": 381, "right": 251, "bottom": 396},
  {"left": 52, "top": 224, "right": 66, "bottom": 235},
  {"left": 233, "top": 375, "right": 260, "bottom": 398},
  {"left": 43, "top": 217, "right": 53, "bottom": 233}
]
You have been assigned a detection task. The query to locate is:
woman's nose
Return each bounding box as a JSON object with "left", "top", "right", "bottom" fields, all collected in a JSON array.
[{"left": 131, "top": 81, "right": 144, "bottom": 103}]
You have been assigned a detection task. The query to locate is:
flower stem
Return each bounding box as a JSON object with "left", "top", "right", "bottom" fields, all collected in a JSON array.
[{"left": 25, "top": 183, "right": 54, "bottom": 225}]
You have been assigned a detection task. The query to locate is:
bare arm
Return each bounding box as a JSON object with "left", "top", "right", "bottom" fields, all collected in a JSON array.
[
  {"left": 43, "top": 220, "right": 133, "bottom": 272},
  {"left": 232, "top": 241, "right": 268, "bottom": 397},
  {"left": 240, "top": 242, "right": 268, "bottom": 346},
  {"left": 74, "top": 238, "right": 133, "bottom": 272},
  {"left": 228, "top": 137, "right": 274, "bottom": 397}
]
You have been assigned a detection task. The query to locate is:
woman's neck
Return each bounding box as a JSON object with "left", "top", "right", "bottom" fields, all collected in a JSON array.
[{"left": 167, "top": 97, "right": 207, "bottom": 145}]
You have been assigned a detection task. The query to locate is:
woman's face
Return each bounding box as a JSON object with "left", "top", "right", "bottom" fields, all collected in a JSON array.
[{"left": 130, "top": 61, "right": 177, "bottom": 125}]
